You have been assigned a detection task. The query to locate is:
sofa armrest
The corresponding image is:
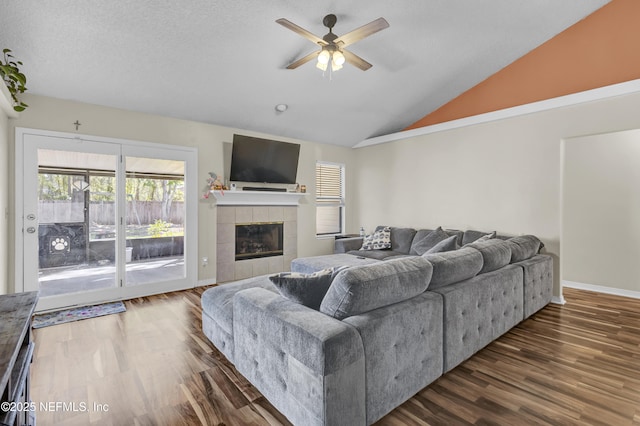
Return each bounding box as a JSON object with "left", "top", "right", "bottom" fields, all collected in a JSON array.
[
  {"left": 233, "top": 288, "right": 366, "bottom": 426},
  {"left": 334, "top": 236, "right": 364, "bottom": 253}
]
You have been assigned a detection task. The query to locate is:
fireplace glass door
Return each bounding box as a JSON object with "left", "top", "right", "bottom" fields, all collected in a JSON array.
[{"left": 235, "top": 222, "right": 284, "bottom": 260}]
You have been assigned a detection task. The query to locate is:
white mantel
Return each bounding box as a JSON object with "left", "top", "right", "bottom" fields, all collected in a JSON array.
[{"left": 211, "top": 190, "right": 306, "bottom": 206}]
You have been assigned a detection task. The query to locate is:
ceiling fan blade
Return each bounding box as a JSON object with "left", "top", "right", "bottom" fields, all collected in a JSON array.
[
  {"left": 285, "top": 51, "right": 318, "bottom": 69},
  {"left": 334, "top": 17, "right": 389, "bottom": 48},
  {"left": 276, "top": 18, "right": 326, "bottom": 46},
  {"left": 342, "top": 50, "right": 373, "bottom": 71}
]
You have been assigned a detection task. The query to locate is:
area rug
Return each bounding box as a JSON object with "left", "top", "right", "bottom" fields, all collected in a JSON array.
[{"left": 32, "top": 301, "right": 126, "bottom": 329}]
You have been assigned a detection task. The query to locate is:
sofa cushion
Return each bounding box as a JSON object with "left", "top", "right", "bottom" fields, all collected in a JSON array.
[
  {"left": 506, "top": 235, "right": 541, "bottom": 263},
  {"left": 409, "top": 229, "right": 432, "bottom": 253},
  {"left": 389, "top": 227, "right": 417, "bottom": 254},
  {"left": 462, "top": 230, "right": 496, "bottom": 246},
  {"left": 474, "top": 231, "right": 496, "bottom": 243},
  {"left": 444, "top": 229, "right": 464, "bottom": 247},
  {"left": 425, "top": 234, "right": 458, "bottom": 254},
  {"left": 410, "top": 227, "right": 449, "bottom": 255},
  {"left": 423, "top": 247, "right": 483, "bottom": 289},
  {"left": 201, "top": 276, "right": 278, "bottom": 335},
  {"left": 320, "top": 257, "right": 433, "bottom": 320},
  {"left": 269, "top": 266, "right": 347, "bottom": 310},
  {"left": 291, "top": 253, "right": 379, "bottom": 274},
  {"left": 465, "top": 239, "right": 512, "bottom": 274},
  {"left": 361, "top": 226, "right": 392, "bottom": 250},
  {"left": 382, "top": 254, "right": 417, "bottom": 261},
  {"left": 347, "top": 249, "right": 407, "bottom": 260}
]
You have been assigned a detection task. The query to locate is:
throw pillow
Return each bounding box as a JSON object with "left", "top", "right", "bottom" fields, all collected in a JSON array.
[
  {"left": 474, "top": 231, "right": 496, "bottom": 243},
  {"left": 424, "top": 234, "right": 458, "bottom": 254},
  {"left": 269, "top": 267, "right": 345, "bottom": 310},
  {"left": 506, "top": 235, "right": 542, "bottom": 263},
  {"left": 360, "top": 226, "right": 392, "bottom": 250},
  {"left": 411, "top": 226, "right": 450, "bottom": 255}
]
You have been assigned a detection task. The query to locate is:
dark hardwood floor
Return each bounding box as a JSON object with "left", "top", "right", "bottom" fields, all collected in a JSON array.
[{"left": 30, "top": 287, "right": 640, "bottom": 425}]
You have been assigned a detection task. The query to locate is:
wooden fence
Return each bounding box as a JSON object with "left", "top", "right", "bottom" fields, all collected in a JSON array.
[{"left": 38, "top": 201, "right": 185, "bottom": 225}]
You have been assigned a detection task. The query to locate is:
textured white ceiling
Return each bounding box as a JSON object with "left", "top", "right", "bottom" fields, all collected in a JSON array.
[{"left": 1, "top": 1, "right": 609, "bottom": 147}]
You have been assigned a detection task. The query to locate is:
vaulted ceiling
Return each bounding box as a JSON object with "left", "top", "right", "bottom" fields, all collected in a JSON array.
[{"left": 1, "top": 1, "right": 609, "bottom": 147}]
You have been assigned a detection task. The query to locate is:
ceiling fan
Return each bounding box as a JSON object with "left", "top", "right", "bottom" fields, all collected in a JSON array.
[{"left": 276, "top": 14, "right": 389, "bottom": 72}]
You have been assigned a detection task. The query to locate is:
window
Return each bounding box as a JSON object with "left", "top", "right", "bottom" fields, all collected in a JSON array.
[{"left": 316, "top": 161, "right": 345, "bottom": 236}]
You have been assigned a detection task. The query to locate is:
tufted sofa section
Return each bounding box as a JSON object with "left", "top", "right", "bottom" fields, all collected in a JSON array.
[
  {"left": 432, "top": 264, "right": 524, "bottom": 372},
  {"left": 343, "top": 291, "right": 443, "bottom": 424},
  {"left": 201, "top": 275, "right": 278, "bottom": 363},
  {"left": 201, "top": 231, "right": 554, "bottom": 426},
  {"left": 233, "top": 287, "right": 366, "bottom": 426},
  {"left": 516, "top": 255, "right": 554, "bottom": 318}
]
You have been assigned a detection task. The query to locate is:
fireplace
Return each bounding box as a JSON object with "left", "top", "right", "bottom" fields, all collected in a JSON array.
[
  {"left": 217, "top": 206, "right": 298, "bottom": 283},
  {"left": 235, "top": 222, "right": 284, "bottom": 260}
]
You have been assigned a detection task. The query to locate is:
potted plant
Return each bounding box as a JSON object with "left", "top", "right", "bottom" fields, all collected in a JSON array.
[{"left": 0, "top": 48, "right": 28, "bottom": 112}]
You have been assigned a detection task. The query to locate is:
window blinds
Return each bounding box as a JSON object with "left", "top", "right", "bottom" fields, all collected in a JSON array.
[{"left": 316, "top": 162, "right": 344, "bottom": 235}]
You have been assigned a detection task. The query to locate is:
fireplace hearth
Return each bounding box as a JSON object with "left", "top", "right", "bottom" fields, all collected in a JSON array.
[{"left": 235, "top": 222, "right": 284, "bottom": 260}]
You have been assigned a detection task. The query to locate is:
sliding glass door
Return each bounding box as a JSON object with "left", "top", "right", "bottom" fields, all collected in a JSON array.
[
  {"left": 33, "top": 141, "right": 118, "bottom": 298},
  {"left": 123, "top": 149, "right": 186, "bottom": 287},
  {"left": 18, "top": 129, "right": 197, "bottom": 312}
]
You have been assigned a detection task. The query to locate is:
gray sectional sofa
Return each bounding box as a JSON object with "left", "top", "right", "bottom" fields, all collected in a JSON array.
[{"left": 201, "top": 227, "right": 553, "bottom": 425}]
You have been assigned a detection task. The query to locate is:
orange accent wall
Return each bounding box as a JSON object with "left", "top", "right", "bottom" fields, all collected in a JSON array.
[{"left": 406, "top": 0, "right": 640, "bottom": 130}]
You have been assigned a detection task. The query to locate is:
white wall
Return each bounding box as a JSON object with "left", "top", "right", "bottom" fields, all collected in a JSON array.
[
  {"left": 563, "top": 129, "right": 640, "bottom": 293},
  {"left": 0, "top": 111, "right": 8, "bottom": 295},
  {"left": 8, "top": 94, "right": 356, "bottom": 292},
  {"left": 354, "top": 90, "right": 640, "bottom": 298},
  {"left": 9, "top": 89, "right": 640, "bottom": 298}
]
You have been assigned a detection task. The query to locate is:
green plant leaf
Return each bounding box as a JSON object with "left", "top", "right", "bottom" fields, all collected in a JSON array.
[
  {"left": 1, "top": 47, "right": 28, "bottom": 111},
  {"left": 15, "top": 73, "right": 26, "bottom": 85}
]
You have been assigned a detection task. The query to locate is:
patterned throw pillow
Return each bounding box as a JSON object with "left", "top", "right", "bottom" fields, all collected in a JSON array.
[{"left": 360, "top": 226, "right": 392, "bottom": 250}]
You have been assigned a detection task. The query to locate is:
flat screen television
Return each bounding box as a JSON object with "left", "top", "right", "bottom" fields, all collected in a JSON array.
[{"left": 229, "top": 134, "right": 300, "bottom": 184}]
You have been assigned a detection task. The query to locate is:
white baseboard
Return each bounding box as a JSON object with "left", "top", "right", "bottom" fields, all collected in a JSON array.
[
  {"left": 551, "top": 295, "right": 566, "bottom": 305},
  {"left": 562, "top": 280, "right": 640, "bottom": 300}
]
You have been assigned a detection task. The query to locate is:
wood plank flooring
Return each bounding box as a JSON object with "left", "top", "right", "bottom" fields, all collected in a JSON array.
[{"left": 30, "top": 287, "right": 640, "bottom": 425}]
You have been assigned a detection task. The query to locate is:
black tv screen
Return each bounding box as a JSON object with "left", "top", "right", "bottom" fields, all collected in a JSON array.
[{"left": 229, "top": 135, "right": 300, "bottom": 184}]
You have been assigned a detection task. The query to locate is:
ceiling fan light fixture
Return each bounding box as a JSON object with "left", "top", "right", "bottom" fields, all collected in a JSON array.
[
  {"left": 317, "top": 49, "right": 331, "bottom": 65},
  {"left": 333, "top": 50, "right": 345, "bottom": 66},
  {"left": 277, "top": 14, "right": 388, "bottom": 73}
]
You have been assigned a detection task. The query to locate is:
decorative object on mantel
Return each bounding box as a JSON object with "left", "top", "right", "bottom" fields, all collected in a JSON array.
[
  {"left": 0, "top": 48, "right": 28, "bottom": 112},
  {"left": 202, "top": 172, "right": 227, "bottom": 199}
]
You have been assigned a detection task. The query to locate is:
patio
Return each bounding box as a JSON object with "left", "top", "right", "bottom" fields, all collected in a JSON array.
[{"left": 38, "top": 256, "right": 185, "bottom": 297}]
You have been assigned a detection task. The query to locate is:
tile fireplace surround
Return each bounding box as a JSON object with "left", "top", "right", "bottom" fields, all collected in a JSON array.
[{"left": 216, "top": 205, "right": 298, "bottom": 282}]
